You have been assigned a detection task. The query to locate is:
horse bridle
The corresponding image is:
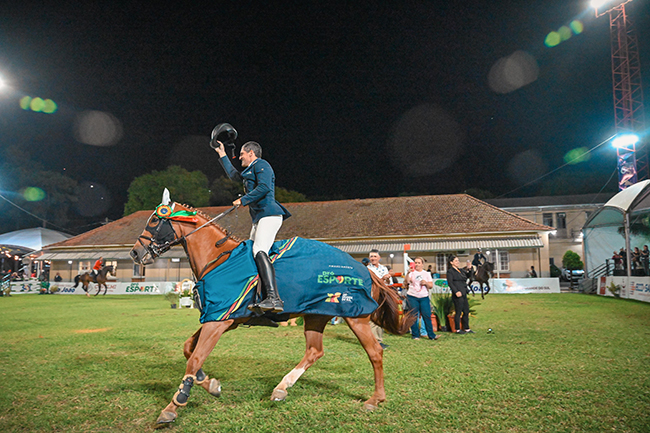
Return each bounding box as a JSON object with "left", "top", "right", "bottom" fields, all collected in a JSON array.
[{"left": 133, "top": 206, "right": 236, "bottom": 263}]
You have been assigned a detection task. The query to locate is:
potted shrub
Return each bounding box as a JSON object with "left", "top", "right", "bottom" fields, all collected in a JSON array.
[
  {"left": 179, "top": 288, "right": 194, "bottom": 308},
  {"left": 430, "top": 291, "right": 453, "bottom": 332},
  {"left": 164, "top": 291, "right": 179, "bottom": 309}
]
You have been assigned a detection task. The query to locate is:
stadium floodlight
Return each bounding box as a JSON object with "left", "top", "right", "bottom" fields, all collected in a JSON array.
[{"left": 612, "top": 133, "right": 640, "bottom": 149}]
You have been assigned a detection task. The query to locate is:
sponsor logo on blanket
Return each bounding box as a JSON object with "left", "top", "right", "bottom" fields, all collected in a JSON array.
[
  {"left": 317, "top": 271, "right": 364, "bottom": 287},
  {"left": 326, "top": 293, "right": 341, "bottom": 303},
  {"left": 326, "top": 292, "right": 354, "bottom": 303}
]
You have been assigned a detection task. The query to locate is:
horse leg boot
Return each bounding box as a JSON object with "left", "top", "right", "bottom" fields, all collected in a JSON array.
[
  {"left": 250, "top": 251, "right": 284, "bottom": 313},
  {"left": 155, "top": 321, "right": 232, "bottom": 428}
]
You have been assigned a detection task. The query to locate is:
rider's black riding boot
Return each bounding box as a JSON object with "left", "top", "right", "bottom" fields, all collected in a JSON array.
[{"left": 249, "top": 251, "right": 284, "bottom": 313}]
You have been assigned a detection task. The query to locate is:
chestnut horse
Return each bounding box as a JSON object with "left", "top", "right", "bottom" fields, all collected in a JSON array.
[
  {"left": 73, "top": 265, "right": 114, "bottom": 297},
  {"left": 130, "top": 192, "right": 415, "bottom": 428}
]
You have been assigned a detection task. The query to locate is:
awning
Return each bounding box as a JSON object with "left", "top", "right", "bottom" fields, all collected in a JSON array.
[
  {"left": 327, "top": 235, "right": 544, "bottom": 254},
  {"left": 37, "top": 248, "right": 186, "bottom": 261}
]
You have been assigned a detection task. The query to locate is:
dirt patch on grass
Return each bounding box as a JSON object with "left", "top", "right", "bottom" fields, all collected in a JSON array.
[{"left": 74, "top": 328, "right": 112, "bottom": 334}]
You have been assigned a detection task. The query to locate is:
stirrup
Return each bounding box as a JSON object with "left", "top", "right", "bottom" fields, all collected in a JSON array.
[{"left": 256, "top": 297, "right": 284, "bottom": 313}]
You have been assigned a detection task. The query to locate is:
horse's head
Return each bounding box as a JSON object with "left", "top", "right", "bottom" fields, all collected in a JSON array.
[
  {"left": 484, "top": 261, "right": 495, "bottom": 274},
  {"left": 104, "top": 265, "right": 114, "bottom": 276},
  {"left": 130, "top": 189, "right": 198, "bottom": 266}
]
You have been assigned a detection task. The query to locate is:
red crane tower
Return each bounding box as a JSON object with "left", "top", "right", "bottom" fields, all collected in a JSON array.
[{"left": 593, "top": 0, "right": 646, "bottom": 189}]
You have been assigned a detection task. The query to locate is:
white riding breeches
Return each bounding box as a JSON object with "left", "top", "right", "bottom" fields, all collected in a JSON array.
[{"left": 250, "top": 215, "right": 283, "bottom": 256}]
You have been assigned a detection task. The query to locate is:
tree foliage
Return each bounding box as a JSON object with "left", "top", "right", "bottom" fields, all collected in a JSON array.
[
  {"left": 210, "top": 176, "right": 308, "bottom": 205},
  {"left": 562, "top": 250, "right": 584, "bottom": 270},
  {"left": 0, "top": 146, "right": 78, "bottom": 233},
  {"left": 124, "top": 166, "right": 210, "bottom": 215}
]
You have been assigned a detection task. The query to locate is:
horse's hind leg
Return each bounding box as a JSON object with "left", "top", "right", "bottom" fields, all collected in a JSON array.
[
  {"left": 156, "top": 320, "right": 233, "bottom": 428},
  {"left": 270, "top": 315, "right": 330, "bottom": 402},
  {"left": 344, "top": 315, "right": 385, "bottom": 411}
]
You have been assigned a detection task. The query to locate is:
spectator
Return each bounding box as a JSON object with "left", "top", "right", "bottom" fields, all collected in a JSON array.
[
  {"left": 54, "top": 272, "right": 63, "bottom": 282},
  {"left": 633, "top": 247, "right": 642, "bottom": 271},
  {"left": 612, "top": 251, "right": 623, "bottom": 270},
  {"left": 641, "top": 245, "right": 650, "bottom": 276},
  {"left": 528, "top": 266, "right": 537, "bottom": 278},
  {"left": 405, "top": 257, "right": 438, "bottom": 341},
  {"left": 366, "top": 249, "right": 391, "bottom": 349},
  {"left": 447, "top": 255, "right": 473, "bottom": 335}
]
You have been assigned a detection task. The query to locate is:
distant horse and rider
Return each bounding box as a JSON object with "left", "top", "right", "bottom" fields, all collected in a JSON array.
[
  {"left": 73, "top": 259, "right": 114, "bottom": 296},
  {"left": 468, "top": 261, "right": 494, "bottom": 299}
]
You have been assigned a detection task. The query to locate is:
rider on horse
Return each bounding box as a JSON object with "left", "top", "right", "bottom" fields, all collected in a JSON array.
[
  {"left": 214, "top": 129, "right": 291, "bottom": 313},
  {"left": 92, "top": 257, "right": 105, "bottom": 282},
  {"left": 471, "top": 248, "right": 487, "bottom": 277}
]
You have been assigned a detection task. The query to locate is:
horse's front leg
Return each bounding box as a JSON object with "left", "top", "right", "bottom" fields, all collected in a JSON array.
[
  {"left": 344, "top": 315, "right": 385, "bottom": 411},
  {"left": 156, "top": 320, "right": 233, "bottom": 428},
  {"left": 84, "top": 283, "right": 90, "bottom": 297},
  {"left": 271, "top": 315, "right": 329, "bottom": 402}
]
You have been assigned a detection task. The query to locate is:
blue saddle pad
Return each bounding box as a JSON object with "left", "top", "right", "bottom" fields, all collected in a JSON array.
[{"left": 195, "top": 237, "right": 378, "bottom": 323}]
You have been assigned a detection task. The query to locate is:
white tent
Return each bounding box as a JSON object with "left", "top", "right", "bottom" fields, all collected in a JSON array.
[
  {"left": 0, "top": 227, "right": 72, "bottom": 252},
  {"left": 584, "top": 180, "right": 650, "bottom": 278}
]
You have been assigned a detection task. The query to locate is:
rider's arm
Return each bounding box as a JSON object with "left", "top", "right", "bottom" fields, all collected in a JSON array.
[{"left": 216, "top": 142, "right": 242, "bottom": 181}]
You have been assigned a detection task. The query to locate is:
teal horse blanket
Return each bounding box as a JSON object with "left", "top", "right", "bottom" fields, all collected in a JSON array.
[{"left": 194, "top": 237, "right": 378, "bottom": 323}]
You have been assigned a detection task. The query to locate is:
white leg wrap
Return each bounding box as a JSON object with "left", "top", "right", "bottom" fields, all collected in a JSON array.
[{"left": 279, "top": 367, "right": 306, "bottom": 390}]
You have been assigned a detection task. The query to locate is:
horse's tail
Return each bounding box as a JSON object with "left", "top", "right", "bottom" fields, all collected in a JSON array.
[
  {"left": 73, "top": 275, "right": 80, "bottom": 288},
  {"left": 369, "top": 271, "right": 417, "bottom": 335}
]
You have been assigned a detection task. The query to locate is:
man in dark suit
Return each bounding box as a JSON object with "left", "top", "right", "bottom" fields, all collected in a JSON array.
[{"left": 215, "top": 140, "right": 291, "bottom": 313}]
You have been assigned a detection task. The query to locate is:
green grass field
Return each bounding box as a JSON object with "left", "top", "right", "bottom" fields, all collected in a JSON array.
[{"left": 1, "top": 293, "right": 649, "bottom": 432}]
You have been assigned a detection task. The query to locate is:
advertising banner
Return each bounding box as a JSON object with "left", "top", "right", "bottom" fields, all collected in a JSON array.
[
  {"left": 431, "top": 278, "right": 559, "bottom": 295},
  {"left": 600, "top": 276, "right": 650, "bottom": 303},
  {"left": 10, "top": 281, "right": 180, "bottom": 295},
  {"left": 487, "top": 278, "right": 560, "bottom": 294}
]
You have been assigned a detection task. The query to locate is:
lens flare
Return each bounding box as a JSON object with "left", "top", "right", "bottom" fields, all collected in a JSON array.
[
  {"left": 570, "top": 20, "right": 584, "bottom": 34},
  {"left": 30, "top": 97, "right": 45, "bottom": 112},
  {"left": 545, "top": 31, "right": 561, "bottom": 47},
  {"left": 22, "top": 187, "right": 46, "bottom": 202},
  {"left": 20, "top": 96, "right": 32, "bottom": 110},
  {"left": 558, "top": 26, "right": 572, "bottom": 41},
  {"left": 43, "top": 99, "right": 58, "bottom": 113},
  {"left": 564, "top": 147, "right": 590, "bottom": 165}
]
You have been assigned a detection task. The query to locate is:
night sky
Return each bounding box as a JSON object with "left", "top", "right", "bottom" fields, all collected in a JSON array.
[{"left": 1, "top": 1, "right": 649, "bottom": 228}]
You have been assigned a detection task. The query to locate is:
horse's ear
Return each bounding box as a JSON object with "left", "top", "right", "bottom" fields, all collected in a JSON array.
[{"left": 162, "top": 188, "right": 171, "bottom": 205}]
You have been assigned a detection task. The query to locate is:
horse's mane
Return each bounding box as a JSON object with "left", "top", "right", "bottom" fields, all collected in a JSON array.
[{"left": 178, "top": 203, "right": 243, "bottom": 243}]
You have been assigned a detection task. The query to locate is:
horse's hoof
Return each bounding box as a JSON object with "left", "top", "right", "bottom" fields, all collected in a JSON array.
[
  {"left": 208, "top": 378, "right": 221, "bottom": 397},
  {"left": 363, "top": 401, "right": 378, "bottom": 411},
  {"left": 271, "top": 388, "right": 287, "bottom": 402},
  {"left": 154, "top": 411, "right": 176, "bottom": 428}
]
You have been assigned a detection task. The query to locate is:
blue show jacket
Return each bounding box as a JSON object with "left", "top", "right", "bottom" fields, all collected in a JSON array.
[{"left": 219, "top": 155, "right": 291, "bottom": 224}]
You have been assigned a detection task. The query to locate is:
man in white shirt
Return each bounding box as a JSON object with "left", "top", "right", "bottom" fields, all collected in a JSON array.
[{"left": 367, "top": 249, "right": 391, "bottom": 349}]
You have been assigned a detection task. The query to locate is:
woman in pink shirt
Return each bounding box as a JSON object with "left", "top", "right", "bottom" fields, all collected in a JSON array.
[{"left": 405, "top": 257, "right": 438, "bottom": 340}]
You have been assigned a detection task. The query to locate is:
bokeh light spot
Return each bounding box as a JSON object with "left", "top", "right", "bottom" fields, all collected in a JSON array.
[
  {"left": 74, "top": 110, "right": 123, "bottom": 146},
  {"left": 488, "top": 51, "right": 539, "bottom": 94},
  {"left": 19, "top": 96, "right": 32, "bottom": 110},
  {"left": 43, "top": 99, "right": 58, "bottom": 113},
  {"left": 387, "top": 104, "right": 464, "bottom": 177},
  {"left": 564, "top": 147, "right": 590, "bottom": 165},
  {"left": 508, "top": 150, "right": 548, "bottom": 185},
  {"left": 545, "top": 32, "right": 561, "bottom": 47},
  {"left": 30, "top": 97, "right": 45, "bottom": 112},
  {"left": 22, "top": 187, "right": 46, "bottom": 202},
  {"left": 559, "top": 26, "right": 572, "bottom": 41},
  {"left": 570, "top": 20, "right": 583, "bottom": 34}
]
